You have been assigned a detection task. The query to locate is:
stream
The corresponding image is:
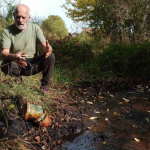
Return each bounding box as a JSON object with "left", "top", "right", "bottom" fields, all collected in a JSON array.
[{"left": 54, "top": 84, "right": 150, "bottom": 150}]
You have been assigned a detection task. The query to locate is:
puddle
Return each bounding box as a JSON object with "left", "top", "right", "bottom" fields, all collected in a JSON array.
[{"left": 54, "top": 131, "right": 101, "bottom": 150}]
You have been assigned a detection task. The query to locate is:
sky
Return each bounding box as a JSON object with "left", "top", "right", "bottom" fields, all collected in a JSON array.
[{"left": 19, "top": 0, "right": 82, "bottom": 33}]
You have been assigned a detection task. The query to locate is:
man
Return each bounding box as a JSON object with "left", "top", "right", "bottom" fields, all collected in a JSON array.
[{"left": 0, "top": 4, "right": 55, "bottom": 93}]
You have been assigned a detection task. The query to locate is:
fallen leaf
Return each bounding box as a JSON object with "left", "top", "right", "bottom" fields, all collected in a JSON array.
[
  {"left": 98, "top": 96, "right": 104, "bottom": 99},
  {"left": 41, "top": 145, "right": 46, "bottom": 150},
  {"left": 105, "top": 118, "right": 108, "bottom": 121},
  {"left": 83, "top": 92, "right": 88, "bottom": 95},
  {"left": 8, "top": 104, "right": 15, "bottom": 109},
  {"left": 145, "top": 118, "right": 149, "bottom": 122},
  {"left": 123, "top": 98, "right": 130, "bottom": 102},
  {"left": 87, "top": 101, "right": 93, "bottom": 104},
  {"left": 90, "top": 117, "right": 98, "bottom": 120},
  {"left": 88, "top": 125, "right": 93, "bottom": 130},
  {"left": 107, "top": 108, "right": 109, "bottom": 112},
  {"left": 42, "top": 127, "right": 47, "bottom": 132},
  {"left": 113, "top": 112, "right": 119, "bottom": 116},
  {"left": 137, "top": 85, "right": 142, "bottom": 88},
  {"left": 134, "top": 138, "right": 140, "bottom": 142},
  {"left": 3, "top": 79, "right": 7, "bottom": 82},
  {"left": 82, "top": 114, "right": 88, "bottom": 116},
  {"left": 94, "top": 111, "right": 101, "bottom": 114},
  {"left": 35, "top": 136, "right": 40, "bottom": 143},
  {"left": 59, "top": 124, "right": 63, "bottom": 128},
  {"left": 103, "top": 141, "right": 106, "bottom": 144},
  {"left": 139, "top": 90, "right": 144, "bottom": 93},
  {"left": 119, "top": 102, "right": 123, "bottom": 105},
  {"left": 81, "top": 100, "right": 85, "bottom": 103},
  {"left": 58, "top": 140, "right": 61, "bottom": 144}
]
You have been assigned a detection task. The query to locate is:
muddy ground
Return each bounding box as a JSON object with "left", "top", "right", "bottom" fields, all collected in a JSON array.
[{"left": 0, "top": 81, "right": 150, "bottom": 150}]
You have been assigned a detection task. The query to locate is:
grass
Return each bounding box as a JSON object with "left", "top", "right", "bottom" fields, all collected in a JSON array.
[{"left": 0, "top": 64, "right": 82, "bottom": 150}]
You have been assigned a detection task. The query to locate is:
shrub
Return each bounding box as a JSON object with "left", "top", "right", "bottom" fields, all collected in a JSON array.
[
  {"left": 100, "top": 41, "right": 150, "bottom": 77},
  {"left": 49, "top": 36, "right": 93, "bottom": 68}
]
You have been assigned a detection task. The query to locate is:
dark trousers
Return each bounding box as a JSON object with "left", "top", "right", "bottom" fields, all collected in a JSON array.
[{"left": 0, "top": 53, "right": 55, "bottom": 87}]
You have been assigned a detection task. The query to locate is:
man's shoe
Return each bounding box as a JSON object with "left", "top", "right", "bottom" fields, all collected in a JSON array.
[{"left": 40, "top": 86, "right": 50, "bottom": 97}]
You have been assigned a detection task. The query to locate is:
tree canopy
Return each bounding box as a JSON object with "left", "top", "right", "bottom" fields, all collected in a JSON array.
[
  {"left": 41, "top": 15, "right": 68, "bottom": 40},
  {"left": 63, "top": 0, "right": 150, "bottom": 44}
]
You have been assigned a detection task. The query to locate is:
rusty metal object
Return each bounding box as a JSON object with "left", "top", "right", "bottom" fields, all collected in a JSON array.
[
  {"left": 22, "top": 103, "right": 51, "bottom": 127},
  {"left": 22, "top": 103, "right": 44, "bottom": 120},
  {"left": 34, "top": 110, "right": 52, "bottom": 127}
]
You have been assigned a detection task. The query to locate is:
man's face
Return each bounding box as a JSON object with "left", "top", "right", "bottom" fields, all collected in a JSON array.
[{"left": 13, "top": 7, "right": 30, "bottom": 31}]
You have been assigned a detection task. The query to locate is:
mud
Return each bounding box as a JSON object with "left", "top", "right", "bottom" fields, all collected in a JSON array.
[{"left": 0, "top": 82, "right": 150, "bottom": 150}]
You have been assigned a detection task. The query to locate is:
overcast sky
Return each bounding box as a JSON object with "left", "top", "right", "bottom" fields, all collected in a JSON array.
[{"left": 20, "top": 0, "right": 82, "bottom": 33}]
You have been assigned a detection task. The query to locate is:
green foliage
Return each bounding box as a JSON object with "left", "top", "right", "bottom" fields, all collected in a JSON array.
[
  {"left": 100, "top": 41, "right": 150, "bottom": 77},
  {"left": 75, "top": 31, "right": 106, "bottom": 55},
  {"left": 41, "top": 15, "right": 68, "bottom": 39},
  {"left": 0, "top": 1, "right": 15, "bottom": 41},
  {"left": 49, "top": 36, "right": 93, "bottom": 67},
  {"left": 63, "top": 0, "right": 150, "bottom": 45}
]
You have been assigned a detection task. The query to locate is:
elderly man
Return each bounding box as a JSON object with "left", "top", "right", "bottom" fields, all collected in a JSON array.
[{"left": 0, "top": 4, "right": 55, "bottom": 93}]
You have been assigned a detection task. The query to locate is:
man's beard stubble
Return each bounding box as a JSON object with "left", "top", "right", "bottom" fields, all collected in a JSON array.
[{"left": 15, "top": 23, "right": 27, "bottom": 30}]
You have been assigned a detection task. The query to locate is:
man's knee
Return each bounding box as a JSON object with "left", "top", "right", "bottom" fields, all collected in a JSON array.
[{"left": 46, "top": 53, "right": 55, "bottom": 64}]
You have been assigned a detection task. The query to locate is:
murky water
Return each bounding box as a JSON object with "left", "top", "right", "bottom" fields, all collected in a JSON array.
[{"left": 54, "top": 87, "right": 150, "bottom": 150}]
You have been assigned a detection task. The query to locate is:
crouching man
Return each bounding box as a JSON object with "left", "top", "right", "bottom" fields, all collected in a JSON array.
[{"left": 0, "top": 4, "right": 55, "bottom": 93}]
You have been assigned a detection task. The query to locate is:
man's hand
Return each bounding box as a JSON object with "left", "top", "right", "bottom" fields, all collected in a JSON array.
[
  {"left": 40, "top": 40, "right": 52, "bottom": 58},
  {"left": 45, "top": 40, "right": 52, "bottom": 58},
  {"left": 15, "top": 52, "right": 27, "bottom": 67}
]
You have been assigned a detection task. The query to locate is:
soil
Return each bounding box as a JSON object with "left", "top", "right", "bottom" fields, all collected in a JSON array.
[{"left": 0, "top": 81, "right": 150, "bottom": 150}]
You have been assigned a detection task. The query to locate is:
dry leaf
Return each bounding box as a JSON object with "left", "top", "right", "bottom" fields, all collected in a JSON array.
[
  {"left": 98, "top": 96, "right": 104, "bottom": 99},
  {"left": 59, "top": 124, "right": 63, "bottom": 128},
  {"left": 145, "top": 118, "right": 149, "bottom": 122},
  {"left": 35, "top": 136, "right": 40, "bottom": 143},
  {"left": 90, "top": 117, "right": 97, "bottom": 120},
  {"left": 83, "top": 92, "right": 88, "bottom": 95},
  {"left": 137, "top": 85, "right": 142, "bottom": 88},
  {"left": 81, "top": 100, "right": 85, "bottom": 103},
  {"left": 42, "top": 127, "right": 47, "bottom": 132},
  {"left": 88, "top": 125, "right": 93, "bottom": 130},
  {"left": 87, "top": 101, "right": 93, "bottom": 104},
  {"left": 103, "top": 141, "right": 106, "bottom": 144},
  {"left": 123, "top": 98, "right": 130, "bottom": 102},
  {"left": 58, "top": 140, "right": 61, "bottom": 144},
  {"left": 105, "top": 118, "right": 108, "bottom": 121},
  {"left": 94, "top": 111, "right": 101, "bottom": 114},
  {"left": 82, "top": 114, "right": 88, "bottom": 116},
  {"left": 41, "top": 145, "right": 46, "bottom": 150},
  {"left": 113, "top": 112, "right": 119, "bottom": 116},
  {"left": 119, "top": 102, "right": 123, "bottom": 105},
  {"left": 134, "top": 138, "right": 140, "bottom": 142}
]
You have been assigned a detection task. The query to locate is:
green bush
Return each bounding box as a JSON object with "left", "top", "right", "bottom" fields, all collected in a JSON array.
[
  {"left": 100, "top": 41, "right": 150, "bottom": 77},
  {"left": 49, "top": 36, "right": 93, "bottom": 67}
]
